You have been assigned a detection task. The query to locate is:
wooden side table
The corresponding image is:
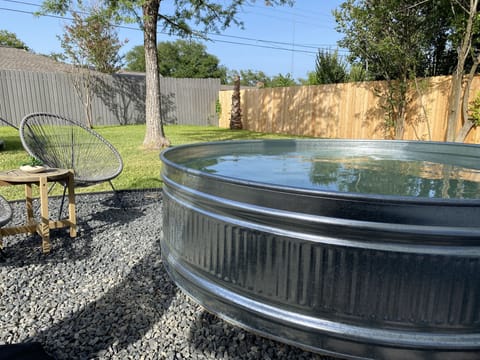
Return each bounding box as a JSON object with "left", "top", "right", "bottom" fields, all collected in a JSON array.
[{"left": 0, "top": 168, "right": 76, "bottom": 253}]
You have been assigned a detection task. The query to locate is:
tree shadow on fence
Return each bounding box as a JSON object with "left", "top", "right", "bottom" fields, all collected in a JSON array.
[
  {"left": 95, "top": 74, "right": 178, "bottom": 126},
  {"left": 241, "top": 84, "right": 344, "bottom": 139},
  {"left": 161, "top": 92, "right": 177, "bottom": 125},
  {"left": 95, "top": 74, "right": 145, "bottom": 125}
]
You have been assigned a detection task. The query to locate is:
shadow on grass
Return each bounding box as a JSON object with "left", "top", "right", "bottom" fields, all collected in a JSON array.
[
  {"left": 1, "top": 134, "right": 23, "bottom": 152},
  {"left": 0, "top": 127, "right": 23, "bottom": 151}
]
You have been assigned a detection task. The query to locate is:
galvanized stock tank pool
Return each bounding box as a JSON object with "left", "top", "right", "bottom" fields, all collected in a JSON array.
[{"left": 160, "top": 139, "right": 480, "bottom": 360}]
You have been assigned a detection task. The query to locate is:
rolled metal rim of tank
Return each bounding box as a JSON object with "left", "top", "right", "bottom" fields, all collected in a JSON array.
[{"left": 160, "top": 139, "right": 480, "bottom": 360}]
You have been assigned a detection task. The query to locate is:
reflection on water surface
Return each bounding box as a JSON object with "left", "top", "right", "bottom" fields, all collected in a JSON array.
[{"left": 185, "top": 152, "right": 480, "bottom": 199}]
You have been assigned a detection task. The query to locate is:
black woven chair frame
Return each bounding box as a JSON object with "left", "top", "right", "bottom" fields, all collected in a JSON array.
[{"left": 19, "top": 112, "right": 123, "bottom": 187}]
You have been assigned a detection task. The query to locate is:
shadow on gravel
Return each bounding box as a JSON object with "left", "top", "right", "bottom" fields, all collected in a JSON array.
[
  {"left": 0, "top": 230, "right": 95, "bottom": 267},
  {"left": 1, "top": 190, "right": 174, "bottom": 359},
  {"left": 189, "top": 309, "right": 338, "bottom": 360},
  {"left": 26, "top": 248, "right": 177, "bottom": 359},
  {"left": 0, "top": 191, "right": 156, "bottom": 267}
]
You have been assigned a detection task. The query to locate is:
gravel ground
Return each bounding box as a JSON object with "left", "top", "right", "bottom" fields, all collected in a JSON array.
[{"left": 0, "top": 190, "right": 336, "bottom": 360}]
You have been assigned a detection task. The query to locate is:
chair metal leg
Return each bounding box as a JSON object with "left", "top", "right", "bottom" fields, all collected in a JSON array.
[
  {"left": 58, "top": 184, "right": 67, "bottom": 219},
  {"left": 109, "top": 180, "right": 124, "bottom": 209}
]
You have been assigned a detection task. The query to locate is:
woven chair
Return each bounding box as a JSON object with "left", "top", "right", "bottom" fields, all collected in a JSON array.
[
  {"left": 20, "top": 112, "right": 123, "bottom": 189},
  {"left": 0, "top": 195, "right": 13, "bottom": 256}
]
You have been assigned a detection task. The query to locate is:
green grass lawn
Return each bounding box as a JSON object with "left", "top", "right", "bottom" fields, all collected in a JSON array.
[{"left": 0, "top": 124, "right": 298, "bottom": 200}]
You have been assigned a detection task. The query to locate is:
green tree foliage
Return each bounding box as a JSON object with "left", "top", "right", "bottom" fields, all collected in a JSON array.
[
  {"left": 0, "top": 30, "right": 29, "bottom": 50},
  {"left": 348, "top": 63, "right": 367, "bottom": 82},
  {"left": 59, "top": 8, "right": 125, "bottom": 73},
  {"left": 298, "top": 71, "right": 318, "bottom": 85},
  {"left": 417, "top": 1, "right": 457, "bottom": 77},
  {"left": 58, "top": 7, "right": 125, "bottom": 128},
  {"left": 468, "top": 92, "right": 480, "bottom": 127},
  {"left": 270, "top": 73, "right": 297, "bottom": 87},
  {"left": 125, "top": 40, "right": 227, "bottom": 81},
  {"left": 335, "top": 0, "right": 480, "bottom": 141},
  {"left": 226, "top": 69, "right": 271, "bottom": 87},
  {"left": 226, "top": 70, "right": 297, "bottom": 87},
  {"left": 314, "top": 49, "right": 347, "bottom": 84},
  {"left": 335, "top": 0, "right": 450, "bottom": 81},
  {"left": 48, "top": 52, "right": 67, "bottom": 62},
  {"left": 334, "top": 0, "right": 438, "bottom": 139},
  {"left": 124, "top": 46, "right": 145, "bottom": 72}
]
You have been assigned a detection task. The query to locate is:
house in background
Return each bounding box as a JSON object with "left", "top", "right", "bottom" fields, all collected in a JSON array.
[{"left": 0, "top": 46, "right": 72, "bottom": 73}]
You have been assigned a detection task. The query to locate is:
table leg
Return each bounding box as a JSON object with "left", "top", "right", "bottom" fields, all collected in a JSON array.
[
  {"left": 39, "top": 176, "right": 51, "bottom": 253},
  {"left": 25, "top": 184, "right": 34, "bottom": 225},
  {"left": 67, "top": 173, "right": 77, "bottom": 237}
]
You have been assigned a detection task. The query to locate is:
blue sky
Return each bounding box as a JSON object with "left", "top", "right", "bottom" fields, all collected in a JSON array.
[{"left": 0, "top": 0, "right": 345, "bottom": 80}]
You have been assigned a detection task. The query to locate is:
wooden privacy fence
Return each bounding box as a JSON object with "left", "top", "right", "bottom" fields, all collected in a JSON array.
[
  {"left": 0, "top": 70, "right": 220, "bottom": 128},
  {"left": 219, "top": 75, "right": 480, "bottom": 143}
]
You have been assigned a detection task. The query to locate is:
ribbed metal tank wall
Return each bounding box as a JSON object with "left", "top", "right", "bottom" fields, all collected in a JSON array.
[{"left": 161, "top": 139, "right": 480, "bottom": 360}]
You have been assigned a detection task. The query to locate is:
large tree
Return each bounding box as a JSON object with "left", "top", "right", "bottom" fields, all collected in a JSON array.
[
  {"left": 445, "top": 0, "right": 480, "bottom": 142},
  {"left": 125, "top": 39, "right": 227, "bottom": 81},
  {"left": 42, "top": 0, "right": 294, "bottom": 149},
  {"left": 334, "top": 0, "right": 470, "bottom": 139},
  {"left": 335, "top": 0, "right": 480, "bottom": 142},
  {"left": 335, "top": 0, "right": 434, "bottom": 139},
  {"left": 60, "top": 9, "right": 125, "bottom": 74}
]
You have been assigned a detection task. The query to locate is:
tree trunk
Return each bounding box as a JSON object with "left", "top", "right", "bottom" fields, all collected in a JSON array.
[
  {"left": 446, "top": 67, "right": 465, "bottom": 141},
  {"left": 455, "top": 54, "right": 480, "bottom": 142},
  {"left": 142, "top": 0, "right": 170, "bottom": 149},
  {"left": 394, "top": 74, "right": 409, "bottom": 140},
  {"left": 85, "top": 72, "right": 93, "bottom": 128},
  {"left": 71, "top": 68, "right": 94, "bottom": 128},
  {"left": 445, "top": 0, "right": 478, "bottom": 142},
  {"left": 230, "top": 76, "right": 242, "bottom": 129}
]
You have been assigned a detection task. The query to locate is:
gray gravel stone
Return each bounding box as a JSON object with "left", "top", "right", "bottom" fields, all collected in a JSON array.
[{"left": 0, "top": 190, "right": 336, "bottom": 360}]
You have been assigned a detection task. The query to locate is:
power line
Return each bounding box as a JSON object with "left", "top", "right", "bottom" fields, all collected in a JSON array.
[
  {"left": 207, "top": 38, "right": 316, "bottom": 54},
  {"left": 0, "top": 0, "right": 339, "bottom": 50},
  {"left": 0, "top": 2, "right": 348, "bottom": 56},
  {"left": 241, "top": 9, "right": 337, "bottom": 30},
  {"left": 244, "top": 2, "right": 335, "bottom": 21}
]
